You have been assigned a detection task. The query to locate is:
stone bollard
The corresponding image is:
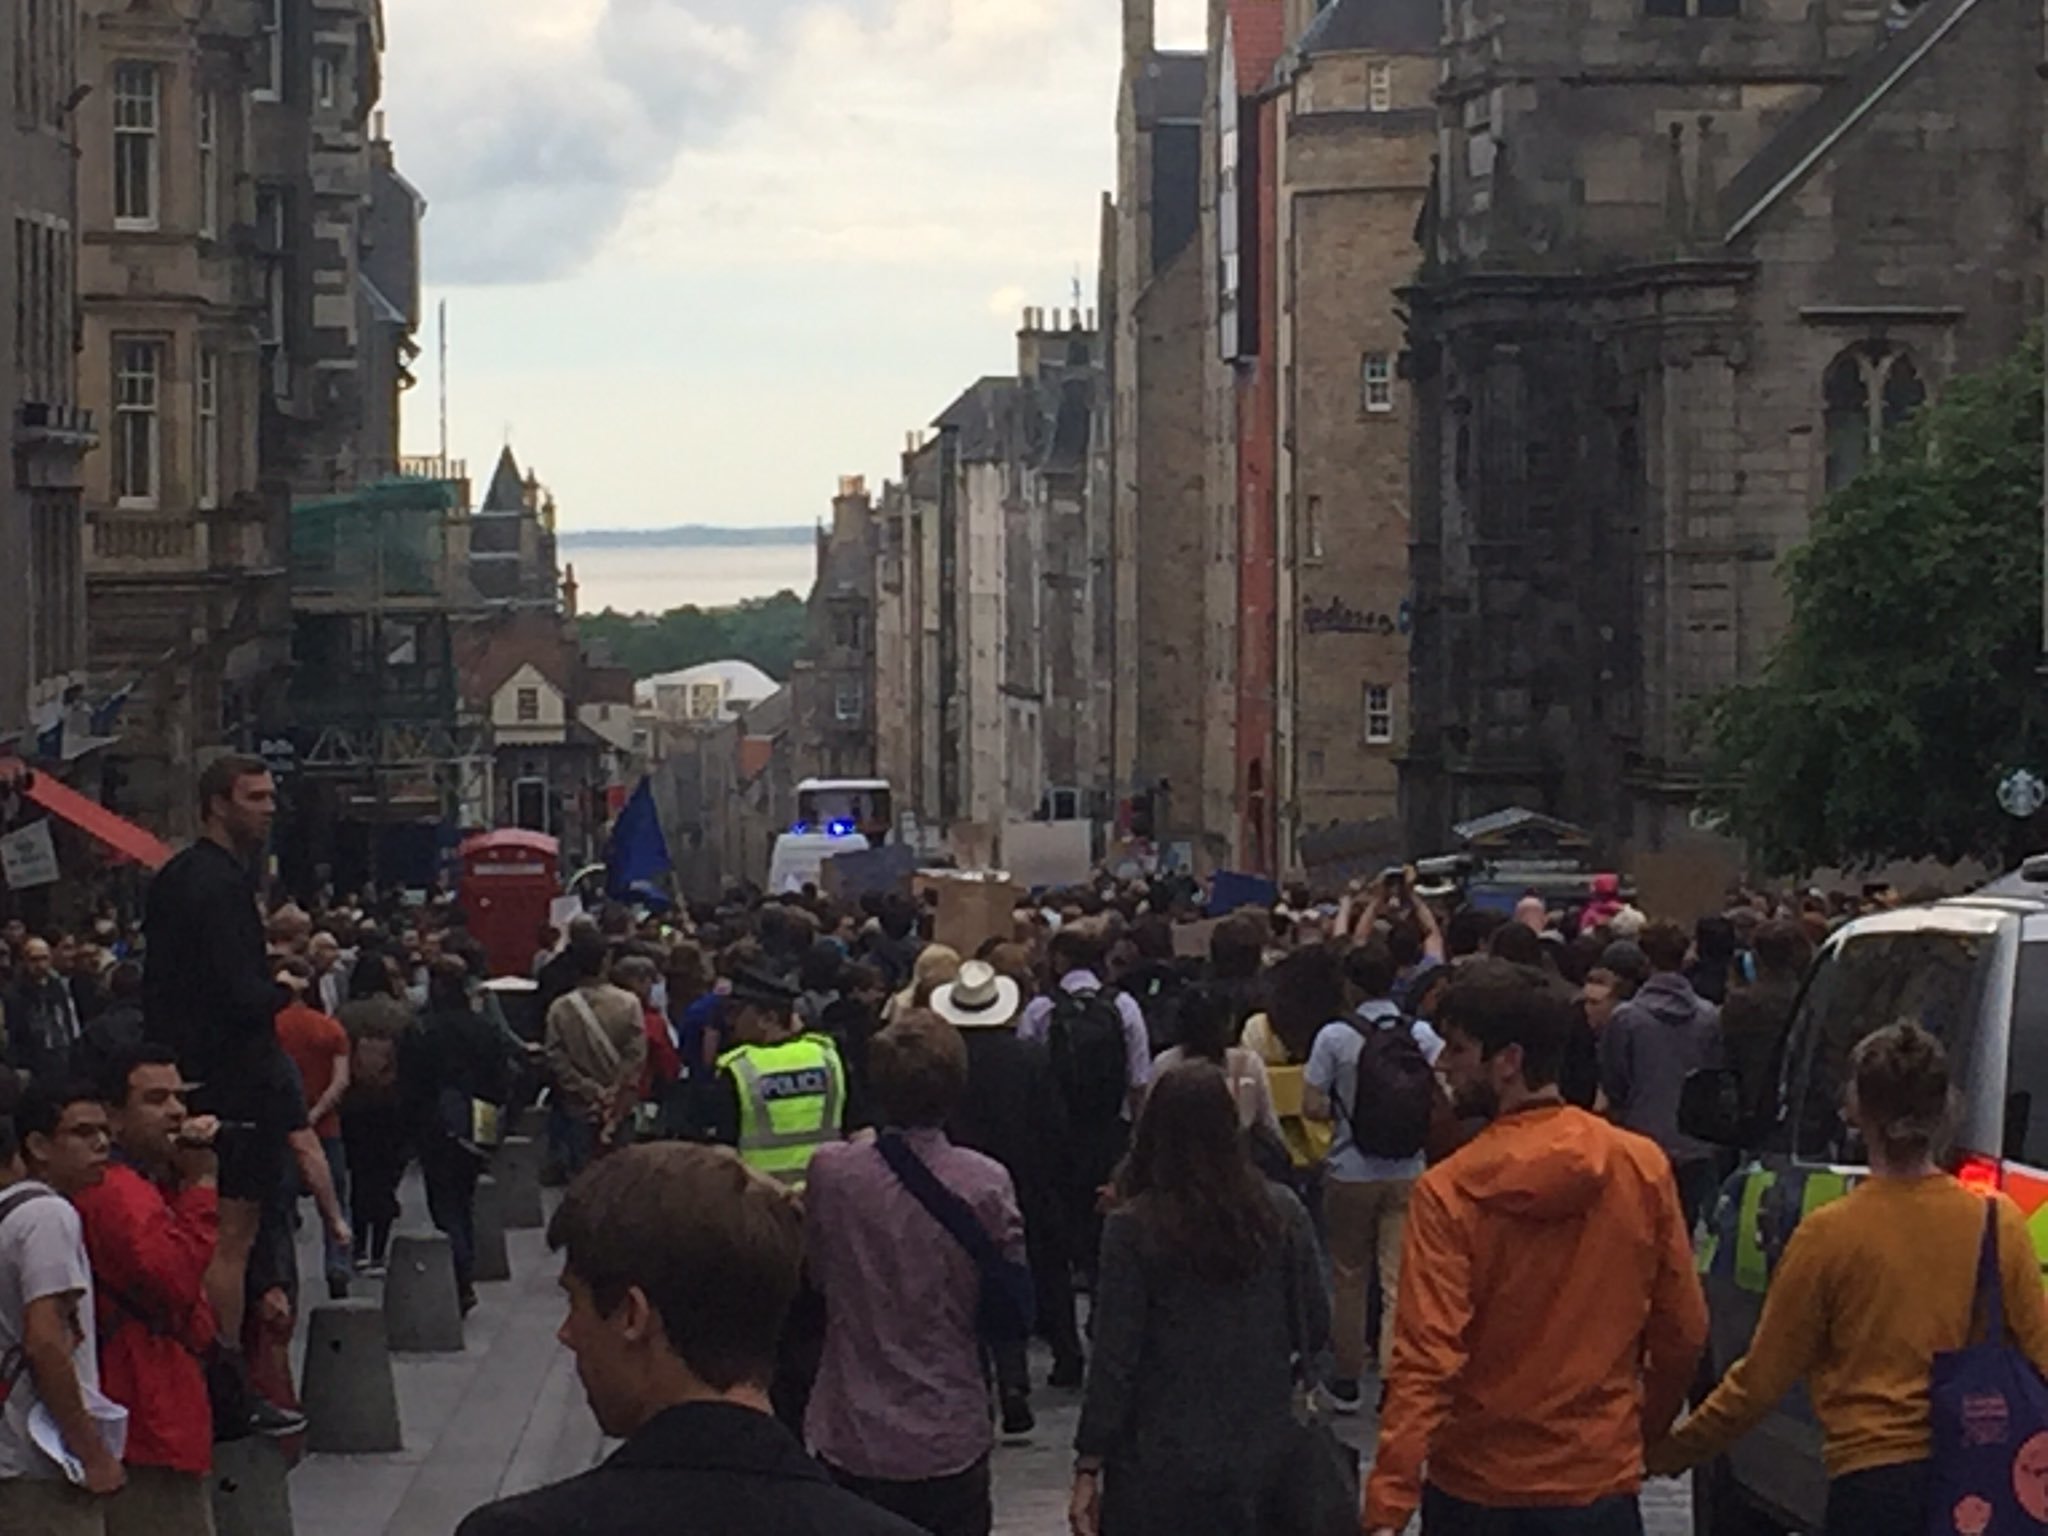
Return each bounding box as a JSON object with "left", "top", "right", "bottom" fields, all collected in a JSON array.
[
  {"left": 472, "top": 1175, "right": 512, "bottom": 1284},
  {"left": 383, "top": 1231, "right": 466, "bottom": 1353},
  {"left": 212, "top": 1435, "right": 294, "bottom": 1536},
  {"left": 494, "top": 1135, "right": 544, "bottom": 1230},
  {"left": 301, "top": 1300, "right": 403, "bottom": 1453}
]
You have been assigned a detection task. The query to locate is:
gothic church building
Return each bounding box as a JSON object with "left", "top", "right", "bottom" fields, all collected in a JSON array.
[{"left": 1402, "top": 0, "right": 2041, "bottom": 857}]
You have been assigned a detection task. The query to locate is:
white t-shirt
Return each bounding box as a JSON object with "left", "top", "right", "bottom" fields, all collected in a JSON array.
[{"left": 0, "top": 1182, "right": 97, "bottom": 1480}]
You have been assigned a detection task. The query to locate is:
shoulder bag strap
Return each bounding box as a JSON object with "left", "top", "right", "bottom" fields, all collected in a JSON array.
[
  {"left": 567, "top": 989, "right": 623, "bottom": 1081},
  {"left": 874, "top": 1132, "right": 1002, "bottom": 1272},
  {"left": 1974, "top": 1197, "right": 2008, "bottom": 1347},
  {"left": 0, "top": 1187, "right": 57, "bottom": 1395}
]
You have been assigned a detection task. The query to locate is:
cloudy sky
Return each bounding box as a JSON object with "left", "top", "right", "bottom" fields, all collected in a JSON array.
[{"left": 381, "top": 0, "right": 1206, "bottom": 532}]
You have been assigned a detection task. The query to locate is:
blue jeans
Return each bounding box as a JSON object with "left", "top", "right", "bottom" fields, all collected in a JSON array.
[
  {"left": 318, "top": 1134, "right": 351, "bottom": 1285},
  {"left": 1422, "top": 1487, "right": 1645, "bottom": 1535}
]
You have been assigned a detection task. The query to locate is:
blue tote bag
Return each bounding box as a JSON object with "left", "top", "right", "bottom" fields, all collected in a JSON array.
[{"left": 1928, "top": 1201, "right": 2048, "bottom": 1535}]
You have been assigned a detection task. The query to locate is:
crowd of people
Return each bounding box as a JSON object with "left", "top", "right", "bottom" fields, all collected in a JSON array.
[{"left": 0, "top": 755, "right": 2026, "bottom": 1536}]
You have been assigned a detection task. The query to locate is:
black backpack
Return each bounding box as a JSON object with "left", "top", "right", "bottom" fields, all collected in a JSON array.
[
  {"left": 1048, "top": 988, "right": 1131, "bottom": 1127},
  {"left": 1345, "top": 1017, "right": 1437, "bottom": 1160}
]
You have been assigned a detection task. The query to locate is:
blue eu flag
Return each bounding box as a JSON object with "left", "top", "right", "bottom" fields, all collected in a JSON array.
[{"left": 606, "top": 777, "right": 673, "bottom": 903}]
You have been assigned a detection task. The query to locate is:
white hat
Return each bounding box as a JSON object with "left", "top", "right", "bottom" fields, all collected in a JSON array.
[{"left": 929, "top": 960, "right": 1022, "bottom": 1030}]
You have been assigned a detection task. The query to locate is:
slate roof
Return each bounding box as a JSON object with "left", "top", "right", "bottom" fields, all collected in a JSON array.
[
  {"left": 1298, "top": 0, "right": 1440, "bottom": 58},
  {"left": 1134, "top": 50, "right": 1206, "bottom": 125},
  {"left": 479, "top": 446, "right": 527, "bottom": 515},
  {"left": 1720, "top": 0, "right": 1985, "bottom": 241},
  {"left": 934, "top": 377, "right": 1024, "bottom": 463}
]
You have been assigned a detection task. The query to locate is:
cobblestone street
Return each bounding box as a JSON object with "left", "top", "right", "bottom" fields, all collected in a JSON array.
[{"left": 286, "top": 1181, "right": 1694, "bottom": 1536}]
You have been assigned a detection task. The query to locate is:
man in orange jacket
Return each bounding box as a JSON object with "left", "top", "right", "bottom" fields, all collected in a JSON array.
[{"left": 1365, "top": 960, "right": 1708, "bottom": 1536}]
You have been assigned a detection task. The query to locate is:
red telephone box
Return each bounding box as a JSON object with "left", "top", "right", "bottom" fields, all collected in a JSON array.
[{"left": 458, "top": 830, "right": 561, "bottom": 979}]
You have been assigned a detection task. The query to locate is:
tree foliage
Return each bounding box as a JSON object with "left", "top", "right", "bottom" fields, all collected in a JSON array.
[
  {"left": 1700, "top": 337, "right": 2046, "bottom": 872},
  {"left": 577, "top": 591, "right": 809, "bottom": 683}
]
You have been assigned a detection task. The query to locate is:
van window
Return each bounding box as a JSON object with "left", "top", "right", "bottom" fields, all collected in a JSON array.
[
  {"left": 2002, "top": 942, "right": 2048, "bottom": 1166},
  {"left": 1791, "top": 929, "right": 1987, "bottom": 1164}
]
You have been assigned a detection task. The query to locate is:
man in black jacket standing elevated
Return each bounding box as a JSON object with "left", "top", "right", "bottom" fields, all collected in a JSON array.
[
  {"left": 457, "top": 1143, "right": 920, "bottom": 1536},
  {"left": 141, "top": 755, "right": 312, "bottom": 1428}
]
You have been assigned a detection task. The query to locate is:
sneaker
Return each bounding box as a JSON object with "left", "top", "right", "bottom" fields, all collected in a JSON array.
[
  {"left": 1321, "top": 1379, "right": 1364, "bottom": 1416},
  {"left": 327, "top": 1276, "right": 350, "bottom": 1302},
  {"left": 1047, "top": 1357, "right": 1086, "bottom": 1391},
  {"left": 247, "top": 1397, "right": 308, "bottom": 1439},
  {"left": 1000, "top": 1393, "right": 1036, "bottom": 1437},
  {"left": 458, "top": 1286, "right": 480, "bottom": 1317}
]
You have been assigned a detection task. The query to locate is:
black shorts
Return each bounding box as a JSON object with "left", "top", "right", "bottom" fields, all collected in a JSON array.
[{"left": 194, "top": 1050, "right": 309, "bottom": 1205}]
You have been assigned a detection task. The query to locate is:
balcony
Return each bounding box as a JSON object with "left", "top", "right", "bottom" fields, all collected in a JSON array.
[
  {"left": 91, "top": 515, "right": 201, "bottom": 572},
  {"left": 14, "top": 404, "right": 97, "bottom": 477}
]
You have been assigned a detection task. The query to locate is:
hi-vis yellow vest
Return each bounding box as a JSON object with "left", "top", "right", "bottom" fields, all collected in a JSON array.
[{"left": 719, "top": 1036, "right": 846, "bottom": 1188}]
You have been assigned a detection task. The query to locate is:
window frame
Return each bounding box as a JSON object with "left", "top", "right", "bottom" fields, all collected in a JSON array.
[
  {"left": 314, "top": 52, "right": 337, "bottom": 109},
  {"left": 254, "top": 0, "right": 283, "bottom": 101},
  {"left": 515, "top": 685, "right": 541, "bottom": 725},
  {"left": 834, "top": 679, "right": 866, "bottom": 724},
  {"left": 1367, "top": 61, "right": 1393, "bottom": 113},
  {"left": 196, "top": 347, "right": 221, "bottom": 510},
  {"left": 1304, "top": 495, "right": 1326, "bottom": 564},
  {"left": 112, "top": 337, "right": 164, "bottom": 509},
  {"left": 1361, "top": 351, "right": 1395, "bottom": 414},
  {"left": 197, "top": 89, "right": 219, "bottom": 239},
  {"left": 1365, "top": 683, "right": 1395, "bottom": 746},
  {"left": 112, "top": 62, "right": 161, "bottom": 232}
]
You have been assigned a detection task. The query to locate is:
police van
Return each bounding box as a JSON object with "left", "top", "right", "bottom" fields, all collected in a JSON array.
[{"left": 1680, "top": 867, "right": 2048, "bottom": 1533}]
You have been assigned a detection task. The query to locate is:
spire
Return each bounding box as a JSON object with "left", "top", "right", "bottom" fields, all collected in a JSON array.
[
  {"left": 481, "top": 446, "right": 525, "bottom": 513},
  {"left": 1663, "top": 121, "right": 1691, "bottom": 252},
  {"left": 1692, "top": 115, "right": 1721, "bottom": 246}
]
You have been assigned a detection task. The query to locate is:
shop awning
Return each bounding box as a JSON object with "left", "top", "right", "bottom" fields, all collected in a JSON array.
[{"left": 2, "top": 761, "right": 173, "bottom": 871}]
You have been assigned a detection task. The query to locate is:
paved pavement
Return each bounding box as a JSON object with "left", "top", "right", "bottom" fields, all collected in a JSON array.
[{"left": 283, "top": 1177, "right": 1694, "bottom": 1535}]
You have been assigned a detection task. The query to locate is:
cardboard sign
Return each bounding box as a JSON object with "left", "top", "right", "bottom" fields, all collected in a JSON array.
[
  {"left": 1172, "top": 918, "right": 1222, "bottom": 960},
  {"left": 0, "top": 820, "right": 59, "bottom": 890},
  {"left": 948, "top": 821, "right": 998, "bottom": 873},
  {"left": 1002, "top": 821, "right": 1093, "bottom": 891},
  {"left": 930, "top": 873, "right": 1021, "bottom": 957}
]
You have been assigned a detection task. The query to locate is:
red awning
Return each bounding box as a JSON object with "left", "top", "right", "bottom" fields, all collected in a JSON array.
[{"left": 3, "top": 761, "right": 173, "bottom": 871}]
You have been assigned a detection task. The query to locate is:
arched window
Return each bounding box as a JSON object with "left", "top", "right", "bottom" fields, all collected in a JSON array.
[{"left": 1822, "top": 342, "right": 1926, "bottom": 493}]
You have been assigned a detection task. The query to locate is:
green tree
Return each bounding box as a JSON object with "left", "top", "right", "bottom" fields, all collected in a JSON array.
[
  {"left": 1699, "top": 337, "right": 2047, "bottom": 872},
  {"left": 578, "top": 590, "right": 810, "bottom": 682}
]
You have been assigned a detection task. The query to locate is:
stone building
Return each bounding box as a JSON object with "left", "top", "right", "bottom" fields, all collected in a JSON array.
[
  {"left": 1106, "top": 0, "right": 1227, "bottom": 864},
  {"left": 469, "top": 444, "right": 561, "bottom": 607},
  {"left": 1268, "top": 0, "right": 1437, "bottom": 863},
  {"left": 77, "top": 0, "right": 288, "bottom": 836},
  {"left": 75, "top": 0, "right": 417, "bottom": 838},
  {"left": 3, "top": 0, "right": 97, "bottom": 754},
  {"left": 867, "top": 311, "right": 1107, "bottom": 843},
  {"left": 1403, "top": 0, "right": 2044, "bottom": 858},
  {"left": 791, "top": 476, "right": 879, "bottom": 783}
]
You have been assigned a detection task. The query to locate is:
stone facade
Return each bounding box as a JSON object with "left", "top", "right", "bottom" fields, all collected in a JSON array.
[
  {"left": 792, "top": 477, "right": 879, "bottom": 784},
  {"left": 1269, "top": 0, "right": 1436, "bottom": 865},
  {"left": 3, "top": 0, "right": 96, "bottom": 751},
  {"left": 1404, "top": 0, "right": 2044, "bottom": 860},
  {"left": 1107, "top": 0, "right": 1226, "bottom": 863},
  {"left": 76, "top": 0, "right": 416, "bottom": 838}
]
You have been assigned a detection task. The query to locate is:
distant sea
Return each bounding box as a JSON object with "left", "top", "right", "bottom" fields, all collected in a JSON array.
[{"left": 559, "top": 529, "right": 816, "bottom": 616}]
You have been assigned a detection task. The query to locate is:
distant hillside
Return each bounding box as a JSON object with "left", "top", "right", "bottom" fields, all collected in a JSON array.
[
  {"left": 579, "top": 591, "right": 809, "bottom": 682},
  {"left": 557, "top": 524, "right": 812, "bottom": 550}
]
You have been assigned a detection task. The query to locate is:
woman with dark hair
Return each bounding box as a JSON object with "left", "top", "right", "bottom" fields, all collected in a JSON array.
[
  {"left": 337, "top": 947, "right": 414, "bottom": 1274},
  {"left": 1241, "top": 943, "right": 1347, "bottom": 1173},
  {"left": 1070, "top": 1065, "right": 1328, "bottom": 1536},
  {"left": 1688, "top": 914, "right": 1738, "bottom": 1006},
  {"left": 1153, "top": 983, "right": 1281, "bottom": 1142},
  {"left": 402, "top": 956, "right": 511, "bottom": 1313},
  {"left": 1649, "top": 1023, "right": 2048, "bottom": 1535}
]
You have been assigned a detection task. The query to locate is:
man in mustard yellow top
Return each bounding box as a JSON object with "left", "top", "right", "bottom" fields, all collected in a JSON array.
[{"left": 1648, "top": 1022, "right": 2048, "bottom": 1536}]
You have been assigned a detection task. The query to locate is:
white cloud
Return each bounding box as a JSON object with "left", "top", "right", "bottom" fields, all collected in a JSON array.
[{"left": 384, "top": 0, "right": 1217, "bottom": 555}]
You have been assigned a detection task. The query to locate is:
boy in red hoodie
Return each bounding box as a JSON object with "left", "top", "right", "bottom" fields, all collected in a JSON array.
[{"left": 74, "top": 1044, "right": 220, "bottom": 1536}]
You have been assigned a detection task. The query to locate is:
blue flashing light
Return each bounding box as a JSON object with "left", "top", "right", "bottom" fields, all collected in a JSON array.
[
  {"left": 790, "top": 821, "right": 812, "bottom": 835},
  {"left": 827, "top": 819, "right": 856, "bottom": 838}
]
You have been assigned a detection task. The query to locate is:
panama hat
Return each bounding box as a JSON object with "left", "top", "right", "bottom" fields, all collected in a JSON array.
[{"left": 929, "top": 960, "right": 1022, "bottom": 1030}]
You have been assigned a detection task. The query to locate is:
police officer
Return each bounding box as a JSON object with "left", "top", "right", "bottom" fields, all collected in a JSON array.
[{"left": 710, "top": 969, "right": 846, "bottom": 1191}]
